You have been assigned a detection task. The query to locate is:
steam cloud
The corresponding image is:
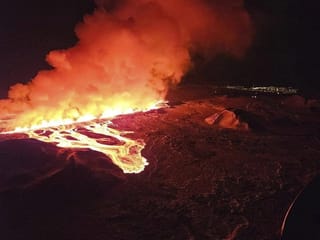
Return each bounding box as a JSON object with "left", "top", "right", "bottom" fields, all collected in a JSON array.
[{"left": 0, "top": 0, "right": 252, "bottom": 129}]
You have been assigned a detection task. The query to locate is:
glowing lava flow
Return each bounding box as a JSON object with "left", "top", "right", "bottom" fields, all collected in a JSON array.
[
  {"left": 0, "top": 103, "right": 166, "bottom": 173},
  {"left": 25, "top": 120, "right": 148, "bottom": 174}
]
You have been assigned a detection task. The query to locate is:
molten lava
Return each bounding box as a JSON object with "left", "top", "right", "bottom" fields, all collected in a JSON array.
[
  {"left": 1, "top": 102, "right": 163, "bottom": 174},
  {"left": 26, "top": 120, "right": 147, "bottom": 174},
  {"left": 0, "top": 0, "right": 253, "bottom": 174}
]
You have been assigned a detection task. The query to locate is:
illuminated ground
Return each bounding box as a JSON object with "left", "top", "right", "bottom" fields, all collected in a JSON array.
[{"left": 1, "top": 84, "right": 320, "bottom": 240}]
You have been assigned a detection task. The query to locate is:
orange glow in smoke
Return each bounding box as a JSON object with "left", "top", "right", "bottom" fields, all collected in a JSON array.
[{"left": 0, "top": 0, "right": 252, "bottom": 173}]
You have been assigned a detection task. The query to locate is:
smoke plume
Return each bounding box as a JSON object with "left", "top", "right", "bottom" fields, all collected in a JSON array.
[{"left": 0, "top": 0, "right": 252, "bottom": 129}]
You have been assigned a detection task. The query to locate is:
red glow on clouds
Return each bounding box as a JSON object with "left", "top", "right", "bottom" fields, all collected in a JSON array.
[{"left": 0, "top": 0, "right": 252, "bottom": 130}]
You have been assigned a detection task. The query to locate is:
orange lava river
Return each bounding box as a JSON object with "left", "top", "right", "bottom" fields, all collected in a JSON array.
[
  {"left": 26, "top": 120, "right": 148, "bottom": 174},
  {"left": 1, "top": 119, "right": 147, "bottom": 173}
]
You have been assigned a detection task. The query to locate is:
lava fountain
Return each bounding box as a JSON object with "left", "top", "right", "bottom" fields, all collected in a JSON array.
[{"left": 0, "top": 0, "right": 252, "bottom": 173}]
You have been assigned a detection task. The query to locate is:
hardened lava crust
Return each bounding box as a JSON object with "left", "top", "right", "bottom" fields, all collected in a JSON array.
[{"left": 1, "top": 84, "right": 320, "bottom": 240}]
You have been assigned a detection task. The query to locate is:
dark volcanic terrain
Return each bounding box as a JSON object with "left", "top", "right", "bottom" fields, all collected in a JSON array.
[{"left": 1, "top": 85, "right": 320, "bottom": 240}]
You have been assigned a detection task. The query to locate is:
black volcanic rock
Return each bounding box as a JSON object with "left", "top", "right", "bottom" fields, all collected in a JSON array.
[
  {"left": 0, "top": 139, "right": 65, "bottom": 191},
  {"left": 0, "top": 87, "right": 320, "bottom": 240}
]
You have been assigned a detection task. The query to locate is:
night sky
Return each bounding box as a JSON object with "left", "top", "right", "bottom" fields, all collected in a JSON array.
[
  {"left": 0, "top": 0, "right": 95, "bottom": 98},
  {"left": 0, "top": 0, "right": 311, "bottom": 98}
]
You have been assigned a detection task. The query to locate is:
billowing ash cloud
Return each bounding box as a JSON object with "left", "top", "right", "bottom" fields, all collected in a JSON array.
[{"left": 0, "top": 0, "right": 252, "bottom": 129}]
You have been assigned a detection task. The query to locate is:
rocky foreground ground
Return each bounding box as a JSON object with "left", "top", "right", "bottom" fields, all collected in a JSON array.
[{"left": 1, "top": 85, "right": 320, "bottom": 240}]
